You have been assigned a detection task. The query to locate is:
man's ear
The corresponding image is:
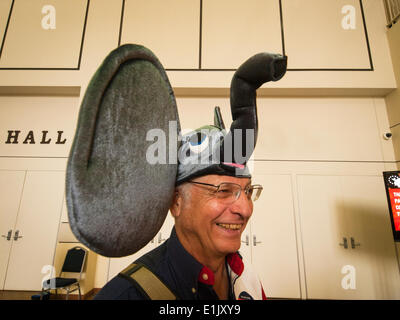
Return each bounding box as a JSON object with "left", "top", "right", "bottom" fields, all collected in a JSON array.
[{"left": 170, "top": 190, "right": 181, "bottom": 218}]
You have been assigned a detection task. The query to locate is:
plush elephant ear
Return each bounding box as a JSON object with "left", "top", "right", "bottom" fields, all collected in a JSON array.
[{"left": 66, "top": 44, "right": 180, "bottom": 257}]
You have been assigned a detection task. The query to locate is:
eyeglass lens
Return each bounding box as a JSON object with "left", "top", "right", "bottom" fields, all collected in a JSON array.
[{"left": 216, "top": 183, "right": 263, "bottom": 203}]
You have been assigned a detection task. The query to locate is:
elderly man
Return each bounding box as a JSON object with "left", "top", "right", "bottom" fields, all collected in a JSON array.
[
  {"left": 66, "top": 44, "right": 286, "bottom": 300},
  {"left": 95, "top": 171, "right": 265, "bottom": 300}
]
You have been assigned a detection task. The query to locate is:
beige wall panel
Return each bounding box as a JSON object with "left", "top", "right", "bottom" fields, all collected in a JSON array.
[
  {"left": 58, "top": 222, "right": 79, "bottom": 243},
  {"left": 256, "top": 97, "right": 383, "bottom": 161},
  {"left": 0, "top": 0, "right": 88, "bottom": 68},
  {"left": 60, "top": 195, "right": 68, "bottom": 223},
  {"left": 170, "top": 0, "right": 396, "bottom": 92},
  {"left": 385, "top": 21, "right": 400, "bottom": 127},
  {"left": 94, "top": 254, "right": 109, "bottom": 288},
  {"left": 176, "top": 97, "right": 230, "bottom": 133},
  {"left": 0, "top": 0, "right": 12, "bottom": 49},
  {"left": 282, "top": 0, "right": 371, "bottom": 69},
  {"left": 373, "top": 98, "right": 396, "bottom": 162},
  {"left": 177, "top": 97, "right": 387, "bottom": 162},
  {"left": 0, "top": 96, "right": 79, "bottom": 157},
  {"left": 250, "top": 160, "right": 387, "bottom": 176},
  {"left": 0, "top": 0, "right": 122, "bottom": 89},
  {"left": 384, "top": 162, "right": 398, "bottom": 172},
  {"left": 0, "top": 0, "right": 394, "bottom": 93},
  {"left": 202, "top": 0, "right": 282, "bottom": 69},
  {"left": 397, "top": 243, "right": 400, "bottom": 270},
  {"left": 79, "top": 0, "right": 123, "bottom": 89},
  {"left": 120, "top": 0, "right": 199, "bottom": 69},
  {"left": 391, "top": 124, "right": 400, "bottom": 162},
  {"left": 385, "top": 91, "right": 400, "bottom": 128},
  {"left": 0, "top": 157, "right": 67, "bottom": 171}
]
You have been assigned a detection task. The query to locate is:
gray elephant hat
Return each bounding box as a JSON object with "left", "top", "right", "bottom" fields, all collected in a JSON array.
[
  {"left": 66, "top": 44, "right": 287, "bottom": 257},
  {"left": 176, "top": 52, "right": 287, "bottom": 184}
]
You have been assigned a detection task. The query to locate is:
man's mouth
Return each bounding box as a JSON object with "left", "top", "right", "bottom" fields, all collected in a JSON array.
[{"left": 216, "top": 223, "right": 242, "bottom": 230}]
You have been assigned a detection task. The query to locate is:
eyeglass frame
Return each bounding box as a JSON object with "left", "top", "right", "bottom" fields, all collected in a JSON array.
[{"left": 187, "top": 180, "right": 263, "bottom": 202}]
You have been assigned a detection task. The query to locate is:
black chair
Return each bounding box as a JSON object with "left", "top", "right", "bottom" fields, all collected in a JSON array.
[{"left": 42, "top": 246, "right": 87, "bottom": 300}]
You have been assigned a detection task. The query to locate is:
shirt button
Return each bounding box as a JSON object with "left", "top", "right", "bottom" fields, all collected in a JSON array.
[
  {"left": 192, "top": 288, "right": 196, "bottom": 294},
  {"left": 202, "top": 273, "right": 209, "bottom": 281}
]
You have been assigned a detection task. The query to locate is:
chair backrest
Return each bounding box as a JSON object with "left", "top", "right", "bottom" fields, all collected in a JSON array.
[{"left": 61, "top": 246, "right": 87, "bottom": 274}]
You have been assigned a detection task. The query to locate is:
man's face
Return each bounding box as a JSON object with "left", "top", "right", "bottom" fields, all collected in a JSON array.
[{"left": 174, "top": 175, "right": 253, "bottom": 259}]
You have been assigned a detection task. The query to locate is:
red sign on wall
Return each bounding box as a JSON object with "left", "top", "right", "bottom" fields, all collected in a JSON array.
[
  {"left": 388, "top": 188, "right": 400, "bottom": 231},
  {"left": 383, "top": 171, "right": 400, "bottom": 241}
]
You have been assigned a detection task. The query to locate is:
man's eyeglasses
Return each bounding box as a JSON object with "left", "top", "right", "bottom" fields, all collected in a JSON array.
[{"left": 187, "top": 181, "right": 263, "bottom": 204}]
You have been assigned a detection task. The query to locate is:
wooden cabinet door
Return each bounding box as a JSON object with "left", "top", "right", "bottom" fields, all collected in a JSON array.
[
  {"left": 298, "top": 174, "right": 400, "bottom": 299},
  {"left": 250, "top": 172, "right": 301, "bottom": 299},
  {"left": 239, "top": 222, "right": 252, "bottom": 266},
  {"left": 4, "top": 171, "right": 64, "bottom": 291},
  {"left": 298, "top": 174, "right": 352, "bottom": 299},
  {"left": 0, "top": 170, "right": 25, "bottom": 290},
  {"left": 339, "top": 176, "right": 400, "bottom": 299}
]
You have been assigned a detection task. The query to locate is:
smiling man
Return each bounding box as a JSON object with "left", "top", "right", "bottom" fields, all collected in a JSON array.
[
  {"left": 95, "top": 111, "right": 268, "bottom": 300},
  {"left": 91, "top": 48, "right": 287, "bottom": 300},
  {"left": 169, "top": 174, "right": 265, "bottom": 300},
  {"left": 95, "top": 171, "right": 266, "bottom": 300}
]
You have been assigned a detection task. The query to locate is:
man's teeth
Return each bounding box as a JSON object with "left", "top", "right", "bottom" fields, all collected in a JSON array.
[{"left": 217, "top": 223, "right": 242, "bottom": 230}]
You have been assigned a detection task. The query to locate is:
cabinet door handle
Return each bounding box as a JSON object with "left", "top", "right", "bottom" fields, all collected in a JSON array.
[
  {"left": 350, "top": 237, "right": 360, "bottom": 249},
  {"left": 14, "top": 230, "right": 23, "bottom": 241},
  {"left": 253, "top": 235, "right": 262, "bottom": 246},
  {"left": 241, "top": 235, "right": 249, "bottom": 246},
  {"left": 1, "top": 230, "right": 12, "bottom": 241},
  {"left": 339, "top": 237, "right": 348, "bottom": 249}
]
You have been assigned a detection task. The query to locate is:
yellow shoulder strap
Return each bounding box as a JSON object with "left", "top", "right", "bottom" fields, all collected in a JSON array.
[{"left": 119, "top": 263, "right": 177, "bottom": 300}]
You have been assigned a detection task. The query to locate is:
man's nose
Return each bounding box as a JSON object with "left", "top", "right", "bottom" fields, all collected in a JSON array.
[{"left": 231, "top": 191, "right": 253, "bottom": 218}]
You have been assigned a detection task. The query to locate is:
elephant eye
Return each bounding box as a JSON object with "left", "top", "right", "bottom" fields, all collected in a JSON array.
[
  {"left": 189, "top": 132, "right": 207, "bottom": 146},
  {"left": 188, "top": 132, "right": 209, "bottom": 154}
]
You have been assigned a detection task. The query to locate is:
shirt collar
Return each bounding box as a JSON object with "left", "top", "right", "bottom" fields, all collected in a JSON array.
[
  {"left": 226, "top": 251, "right": 244, "bottom": 276},
  {"left": 166, "top": 227, "right": 244, "bottom": 288}
]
